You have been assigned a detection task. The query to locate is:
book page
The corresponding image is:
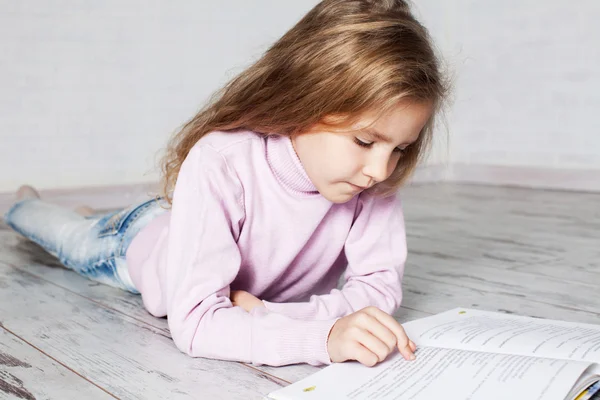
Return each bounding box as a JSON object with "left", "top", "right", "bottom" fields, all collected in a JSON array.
[
  {"left": 403, "top": 308, "right": 600, "bottom": 363},
  {"left": 266, "top": 346, "right": 593, "bottom": 400}
]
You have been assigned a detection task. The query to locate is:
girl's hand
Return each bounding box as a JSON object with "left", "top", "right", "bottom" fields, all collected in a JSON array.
[
  {"left": 327, "top": 306, "right": 417, "bottom": 367},
  {"left": 230, "top": 290, "right": 265, "bottom": 313}
]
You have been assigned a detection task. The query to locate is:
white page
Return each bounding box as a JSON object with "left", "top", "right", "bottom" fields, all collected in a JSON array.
[
  {"left": 266, "top": 346, "right": 592, "bottom": 400},
  {"left": 403, "top": 308, "right": 600, "bottom": 363}
]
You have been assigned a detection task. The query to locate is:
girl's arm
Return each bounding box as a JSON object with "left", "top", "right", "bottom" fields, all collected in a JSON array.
[
  {"left": 163, "top": 144, "right": 336, "bottom": 367},
  {"left": 262, "top": 192, "right": 407, "bottom": 320}
]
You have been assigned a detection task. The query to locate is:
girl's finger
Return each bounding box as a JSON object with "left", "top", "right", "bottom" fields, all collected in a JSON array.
[
  {"left": 362, "top": 307, "right": 415, "bottom": 360},
  {"left": 350, "top": 342, "right": 380, "bottom": 367},
  {"left": 352, "top": 328, "right": 393, "bottom": 363},
  {"left": 356, "top": 313, "right": 398, "bottom": 353},
  {"left": 409, "top": 340, "right": 417, "bottom": 352}
]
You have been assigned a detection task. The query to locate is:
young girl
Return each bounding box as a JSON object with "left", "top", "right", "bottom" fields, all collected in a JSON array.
[{"left": 4, "top": 0, "right": 448, "bottom": 368}]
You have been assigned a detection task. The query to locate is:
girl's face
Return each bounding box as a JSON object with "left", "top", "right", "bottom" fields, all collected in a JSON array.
[{"left": 291, "top": 101, "right": 433, "bottom": 204}]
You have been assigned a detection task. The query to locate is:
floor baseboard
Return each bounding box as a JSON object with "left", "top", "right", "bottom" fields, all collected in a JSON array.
[
  {"left": 2, "top": 164, "right": 599, "bottom": 215},
  {"left": 412, "top": 164, "right": 600, "bottom": 193},
  {"left": 0, "top": 182, "right": 160, "bottom": 216}
]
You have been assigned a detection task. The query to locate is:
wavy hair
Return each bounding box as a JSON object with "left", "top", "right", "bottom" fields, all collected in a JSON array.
[{"left": 161, "top": 0, "right": 450, "bottom": 203}]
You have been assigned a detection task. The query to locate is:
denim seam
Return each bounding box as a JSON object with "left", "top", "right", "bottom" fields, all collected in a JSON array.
[
  {"left": 97, "top": 200, "right": 155, "bottom": 254},
  {"left": 116, "top": 202, "right": 155, "bottom": 255}
]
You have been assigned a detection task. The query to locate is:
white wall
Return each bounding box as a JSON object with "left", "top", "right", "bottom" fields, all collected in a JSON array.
[
  {"left": 2, "top": 1, "right": 599, "bottom": 193},
  {"left": 0, "top": 1, "right": 319, "bottom": 191},
  {"left": 426, "top": 1, "right": 600, "bottom": 170}
]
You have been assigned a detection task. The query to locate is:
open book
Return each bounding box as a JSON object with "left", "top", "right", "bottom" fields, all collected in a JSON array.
[{"left": 265, "top": 308, "right": 600, "bottom": 400}]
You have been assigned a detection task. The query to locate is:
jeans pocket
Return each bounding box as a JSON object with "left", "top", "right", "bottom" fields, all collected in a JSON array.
[{"left": 97, "top": 200, "right": 154, "bottom": 238}]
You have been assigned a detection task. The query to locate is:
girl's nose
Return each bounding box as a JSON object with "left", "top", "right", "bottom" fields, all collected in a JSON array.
[{"left": 362, "top": 155, "right": 391, "bottom": 183}]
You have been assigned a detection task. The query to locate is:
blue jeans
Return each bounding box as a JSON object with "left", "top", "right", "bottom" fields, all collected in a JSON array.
[{"left": 3, "top": 197, "right": 167, "bottom": 294}]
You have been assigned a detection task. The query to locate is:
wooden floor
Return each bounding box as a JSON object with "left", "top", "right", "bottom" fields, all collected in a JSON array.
[{"left": 1, "top": 183, "right": 599, "bottom": 399}]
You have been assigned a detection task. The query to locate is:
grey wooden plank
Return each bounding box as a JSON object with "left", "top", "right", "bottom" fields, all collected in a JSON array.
[
  {"left": 400, "top": 185, "right": 600, "bottom": 231},
  {"left": 509, "top": 256, "right": 600, "bottom": 285},
  {"left": 403, "top": 255, "right": 600, "bottom": 314},
  {"left": 401, "top": 274, "right": 600, "bottom": 324},
  {"left": 0, "top": 262, "right": 286, "bottom": 400},
  {"left": 0, "top": 328, "right": 114, "bottom": 400},
  {"left": 396, "top": 183, "right": 600, "bottom": 325},
  {"left": 0, "top": 231, "right": 170, "bottom": 335},
  {"left": 392, "top": 307, "right": 433, "bottom": 323},
  {"left": 402, "top": 187, "right": 599, "bottom": 268}
]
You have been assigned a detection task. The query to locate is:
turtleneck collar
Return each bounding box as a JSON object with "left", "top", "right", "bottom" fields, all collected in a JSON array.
[{"left": 265, "top": 134, "right": 319, "bottom": 195}]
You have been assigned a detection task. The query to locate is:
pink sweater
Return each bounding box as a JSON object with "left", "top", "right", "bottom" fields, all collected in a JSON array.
[{"left": 126, "top": 131, "right": 407, "bottom": 367}]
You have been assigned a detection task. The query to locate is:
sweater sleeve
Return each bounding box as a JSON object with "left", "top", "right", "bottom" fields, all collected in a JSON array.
[
  {"left": 165, "top": 144, "right": 337, "bottom": 367},
  {"left": 262, "top": 192, "right": 406, "bottom": 320}
]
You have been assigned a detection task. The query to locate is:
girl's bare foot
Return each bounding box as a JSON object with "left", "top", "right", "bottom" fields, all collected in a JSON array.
[
  {"left": 16, "top": 185, "right": 40, "bottom": 201},
  {"left": 74, "top": 205, "right": 95, "bottom": 217},
  {"left": 15, "top": 185, "right": 95, "bottom": 216}
]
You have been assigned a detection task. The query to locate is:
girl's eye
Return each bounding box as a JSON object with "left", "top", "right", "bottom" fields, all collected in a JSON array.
[
  {"left": 355, "top": 137, "right": 408, "bottom": 155},
  {"left": 354, "top": 137, "right": 372, "bottom": 148}
]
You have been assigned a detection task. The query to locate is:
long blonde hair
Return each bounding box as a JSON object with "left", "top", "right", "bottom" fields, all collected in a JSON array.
[{"left": 161, "top": 0, "right": 449, "bottom": 203}]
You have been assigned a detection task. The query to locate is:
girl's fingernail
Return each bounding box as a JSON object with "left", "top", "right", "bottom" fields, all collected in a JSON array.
[{"left": 410, "top": 354, "right": 416, "bottom": 360}]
